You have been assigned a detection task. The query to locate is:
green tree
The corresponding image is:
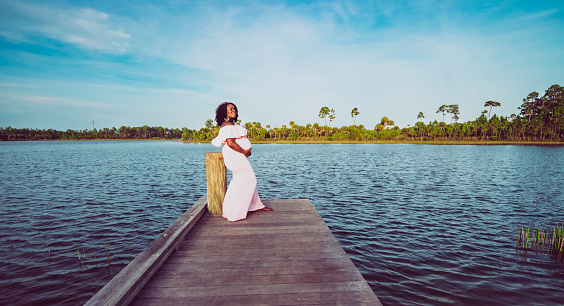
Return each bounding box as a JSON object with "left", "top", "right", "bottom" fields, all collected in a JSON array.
[
  {"left": 328, "top": 109, "right": 336, "bottom": 127},
  {"left": 375, "top": 124, "right": 385, "bottom": 137},
  {"left": 253, "top": 122, "right": 262, "bottom": 137},
  {"left": 436, "top": 105, "right": 448, "bottom": 122},
  {"left": 447, "top": 104, "right": 460, "bottom": 124},
  {"left": 205, "top": 119, "right": 214, "bottom": 131},
  {"left": 380, "top": 117, "right": 389, "bottom": 128},
  {"left": 477, "top": 110, "right": 488, "bottom": 138},
  {"left": 540, "top": 84, "right": 564, "bottom": 140},
  {"left": 318, "top": 107, "right": 330, "bottom": 126},
  {"left": 351, "top": 107, "right": 360, "bottom": 127},
  {"left": 312, "top": 123, "right": 320, "bottom": 138},
  {"left": 415, "top": 121, "right": 426, "bottom": 140},
  {"left": 417, "top": 112, "right": 425, "bottom": 120},
  {"left": 519, "top": 92, "right": 538, "bottom": 124},
  {"left": 484, "top": 100, "right": 501, "bottom": 120}
]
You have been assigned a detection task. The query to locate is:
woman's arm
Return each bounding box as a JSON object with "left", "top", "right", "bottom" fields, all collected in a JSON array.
[{"left": 226, "top": 138, "right": 252, "bottom": 157}]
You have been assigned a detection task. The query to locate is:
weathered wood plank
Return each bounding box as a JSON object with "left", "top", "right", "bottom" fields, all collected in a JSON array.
[
  {"left": 156, "top": 263, "right": 354, "bottom": 276},
  {"left": 131, "top": 199, "right": 381, "bottom": 305},
  {"left": 172, "top": 234, "right": 340, "bottom": 248},
  {"left": 173, "top": 248, "right": 346, "bottom": 260},
  {"left": 133, "top": 291, "right": 378, "bottom": 306},
  {"left": 85, "top": 195, "right": 208, "bottom": 306},
  {"left": 162, "top": 257, "right": 355, "bottom": 272},
  {"left": 136, "top": 280, "right": 373, "bottom": 298},
  {"left": 145, "top": 270, "right": 368, "bottom": 287}
]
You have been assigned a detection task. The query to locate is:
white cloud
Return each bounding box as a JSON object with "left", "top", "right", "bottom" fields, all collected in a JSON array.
[
  {"left": 143, "top": 2, "right": 562, "bottom": 129},
  {"left": 0, "top": 0, "right": 130, "bottom": 53},
  {"left": 9, "top": 94, "right": 110, "bottom": 108},
  {"left": 148, "top": 5, "right": 481, "bottom": 127},
  {"left": 1, "top": 1, "right": 562, "bottom": 130}
]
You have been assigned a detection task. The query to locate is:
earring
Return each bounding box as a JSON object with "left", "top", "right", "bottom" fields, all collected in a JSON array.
[{"left": 224, "top": 117, "right": 229, "bottom": 121}]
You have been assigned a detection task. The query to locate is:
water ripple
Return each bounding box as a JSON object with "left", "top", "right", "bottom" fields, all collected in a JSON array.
[{"left": 1, "top": 142, "right": 563, "bottom": 305}]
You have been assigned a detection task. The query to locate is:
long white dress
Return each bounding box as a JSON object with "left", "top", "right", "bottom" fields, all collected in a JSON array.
[{"left": 211, "top": 125, "right": 265, "bottom": 221}]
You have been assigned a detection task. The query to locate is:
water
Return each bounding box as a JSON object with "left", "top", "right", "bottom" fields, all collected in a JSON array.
[{"left": 1, "top": 141, "right": 563, "bottom": 305}]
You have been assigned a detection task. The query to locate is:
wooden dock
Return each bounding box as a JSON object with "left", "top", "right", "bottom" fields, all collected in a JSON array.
[
  {"left": 87, "top": 153, "right": 381, "bottom": 305},
  {"left": 132, "top": 198, "right": 380, "bottom": 305},
  {"left": 88, "top": 197, "right": 381, "bottom": 305}
]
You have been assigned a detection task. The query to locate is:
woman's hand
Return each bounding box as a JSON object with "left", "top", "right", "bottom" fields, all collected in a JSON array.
[{"left": 226, "top": 138, "right": 251, "bottom": 157}]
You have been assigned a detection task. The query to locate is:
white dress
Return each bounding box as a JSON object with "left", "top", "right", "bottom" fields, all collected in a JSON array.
[{"left": 211, "top": 125, "right": 265, "bottom": 221}]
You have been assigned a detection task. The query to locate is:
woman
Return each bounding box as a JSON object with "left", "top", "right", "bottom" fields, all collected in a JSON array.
[{"left": 211, "top": 102, "right": 273, "bottom": 222}]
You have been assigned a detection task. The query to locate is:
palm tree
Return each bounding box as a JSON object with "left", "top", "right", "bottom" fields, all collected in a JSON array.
[
  {"left": 253, "top": 122, "right": 262, "bottom": 137},
  {"left": 313, "top": 123, "right": 320, "bottom": 138},
  {"left": 438, "top": 121, "right": 447, "bottom": 139},
  {"left": 375, "top": 124, "right": 385, "bottom": 137},
  {"left": 380, "top": 117, "right": 389, "bottom": 128}
]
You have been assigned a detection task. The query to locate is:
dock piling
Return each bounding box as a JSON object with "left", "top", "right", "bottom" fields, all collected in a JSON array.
[{"left": 205, "top": 152, "right": 226, "bottom": 215}]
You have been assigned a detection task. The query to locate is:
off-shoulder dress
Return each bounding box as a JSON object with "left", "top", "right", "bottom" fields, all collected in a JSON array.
[{"left": 211, "top": 125, "right": 266, "bottom": 221}]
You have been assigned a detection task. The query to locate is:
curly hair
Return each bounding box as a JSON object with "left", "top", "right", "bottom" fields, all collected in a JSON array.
[{"left": 215, "top": 102, "right": 238, "bottom": 126}]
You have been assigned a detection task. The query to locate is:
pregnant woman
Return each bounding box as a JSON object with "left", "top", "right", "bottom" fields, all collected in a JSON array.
[{"left": 211, "top": 102, "right": 273, "bottom": 222}]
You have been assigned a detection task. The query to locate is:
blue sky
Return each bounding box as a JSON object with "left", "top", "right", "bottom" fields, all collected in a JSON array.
[{"left": 1, "top": 0, "right": 563, "bottom": 130}]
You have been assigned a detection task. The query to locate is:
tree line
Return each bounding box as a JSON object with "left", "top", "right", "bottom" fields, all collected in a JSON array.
[
  {"left": 0, "top": 125, "right": 186, "bottom": 141},
  {"left": 2, "top": 84, "right": 562, "bottom": 142},
  {"left": 182, "top": 84, "right": 563, "bottom": 142}
]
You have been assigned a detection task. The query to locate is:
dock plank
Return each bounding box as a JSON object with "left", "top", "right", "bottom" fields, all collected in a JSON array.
[{"left": 132, "top": 199, "right": 381, "bottom": 305}]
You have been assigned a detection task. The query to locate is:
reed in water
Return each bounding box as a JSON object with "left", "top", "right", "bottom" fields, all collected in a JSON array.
[{"left": 518, "top": 223, "right": 564, "bottom": 263}]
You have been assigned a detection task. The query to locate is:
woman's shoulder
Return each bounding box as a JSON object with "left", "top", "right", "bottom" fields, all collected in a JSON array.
[
  {"left": 220, "top": 124, "right": 246, "bottom": 131},
  {"left": 220, "top": 122, "right": 235, "bottom": 127},
  {"left": 219, "top": 124, "right": 247, "bottom": 136},
  {"left": 220, "top": 124, "right": 236, "bottom": 133}
]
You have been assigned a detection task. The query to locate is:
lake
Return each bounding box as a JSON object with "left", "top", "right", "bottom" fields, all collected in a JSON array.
[{"left": 0, "top": 141, "right": 563, "bottom": 305}]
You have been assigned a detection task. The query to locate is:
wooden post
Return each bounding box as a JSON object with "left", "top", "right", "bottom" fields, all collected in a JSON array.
[{"left": 205, "top": 152, "right": 226, "bottom": 215}]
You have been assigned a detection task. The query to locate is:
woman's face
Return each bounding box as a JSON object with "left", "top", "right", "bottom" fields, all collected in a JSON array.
[{"left": 226, "top": 104, "right": 237, "bottom": 119}]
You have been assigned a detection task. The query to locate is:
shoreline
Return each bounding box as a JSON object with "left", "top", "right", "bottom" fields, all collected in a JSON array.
[
  {"left": 181, "top": 139, "right": 564, "bottom": 146},
  {"left": 3, "top": 139, "right": 563, "bottom": 145}
]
